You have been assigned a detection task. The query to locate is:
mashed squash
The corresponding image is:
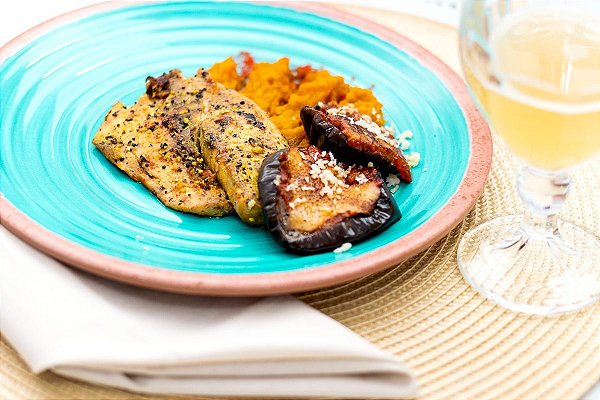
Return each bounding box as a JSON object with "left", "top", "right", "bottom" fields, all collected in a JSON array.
[{"left": 209, "top": 53, "right": 385, "bottom": 147}]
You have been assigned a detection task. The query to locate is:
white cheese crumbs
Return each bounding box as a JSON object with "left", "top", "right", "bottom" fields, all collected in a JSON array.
[
  {"left": 288, "top": 197, "right": 307, "bottom": 209},
  {"left": 321, "top": 104, "right": 421, "bottom": 171},
  {"left": 273, "top": 174, "right": 281, "bottom": 186},
  {"left": 406, "top": 152, "right": 421, "bottom": 168},
  {"left": 355, "top": 173, "right": 369, "bottom": 184},
  {"left": 386, "top": 173, "right": 401, "bottom": 193},
  {"left": 322, "top": 103, "right": 414, "bottom": 150},
  {"left": 325, "top": 104, "right": 360, "bottom": 117},
  {"left": 305, "top": 150, "right": 352, "bottom": 200},
  {"left": 386, "top": 174, "right": 401, "bottom": 186},
  {"left": 352, "top": 114, "right": 399, "bottom": 147},
  {"left": 397, "top": 130, "right": 414, "bottom": 151},
  {"left": 333, "top": 242, "right": 353, "bottom": 254},
  {"left": 318, "top": 168, "right": 347, "bottom": 198},
  {"left": 309, "top": 164, "right": 322, "bottom": 178},
  {"left": 285, "top": 182, "right": 298, "bottom": 192},
  {"left": 301, "top": 186, "right": 315, "bottom": 191},
  {"left": 398, "top": 130, "right": 413, "bottom": 140},
  {"left": 247, "top": 199, "right": 256, "bottom": 209}
]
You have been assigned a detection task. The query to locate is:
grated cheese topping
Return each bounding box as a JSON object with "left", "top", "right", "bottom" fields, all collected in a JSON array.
[
  {"left": 333, "top": 242, "right": 353, "bottom": 254},
  {"left": 406, "top": 152, "right": 421, "bottom": 168},
  {"left": 386, "top": 174, "right": 400, "bottom": 186},
  {"left": 325, "top": 104, "right": 398, "bottom": 147},
  {"left": 386, "top": 173, "right": 401, "bottom": 194},
  {"left": 398, "top": 130, "right": 414, "bottom": 151},
  {"left": 288, "top": 197, "right": 307, "bottom": 209},
  {"left": 304, "top": 150, "right": 355, "bottom": 200},
  {"left": 322, "top": 104, "right": 419, "bottom": 167},
  {"left": 283, "top": 148, "right": 374, "bottom": 205},
  {"left": 285, "top": 181, "right": 298, "bottom": 192},
  {"left": 355, "top": 173, "right": 369, "bottom": 184}
]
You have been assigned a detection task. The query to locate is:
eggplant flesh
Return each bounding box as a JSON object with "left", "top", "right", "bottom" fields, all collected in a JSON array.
[
  {"left": 258, "top": 147, "right": 401, "bottom": 254},
  {"left": 300, "top": 106, "right": 412, "bottom": 183}
]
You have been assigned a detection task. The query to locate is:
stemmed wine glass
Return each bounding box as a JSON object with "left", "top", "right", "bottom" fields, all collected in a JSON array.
[{"left": 458, "top": 0, "right": 600, "bottom": 314}]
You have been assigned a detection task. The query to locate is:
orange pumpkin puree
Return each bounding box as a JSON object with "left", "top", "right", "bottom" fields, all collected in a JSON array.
[{"left": 208, "top": 53, "right": 385, "bottom": 147}]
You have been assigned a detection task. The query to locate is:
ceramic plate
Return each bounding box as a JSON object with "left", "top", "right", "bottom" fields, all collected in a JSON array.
[{"left": 0, "top": 1, "right": 492, "bottom": 295}]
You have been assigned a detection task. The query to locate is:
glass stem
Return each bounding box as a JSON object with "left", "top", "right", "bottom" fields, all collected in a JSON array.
[{"left": 517, "top": 166, "right": 570, "bottom": 238}]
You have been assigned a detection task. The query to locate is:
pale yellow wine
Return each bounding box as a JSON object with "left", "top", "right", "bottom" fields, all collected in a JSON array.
[{"left": 465, "top": 7, "right": 600, "bottom": 170}]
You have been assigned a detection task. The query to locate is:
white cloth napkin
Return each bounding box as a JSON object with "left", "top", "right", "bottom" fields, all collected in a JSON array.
[{"left": 0, "top": 227, "right": 417, "bottom": 398}]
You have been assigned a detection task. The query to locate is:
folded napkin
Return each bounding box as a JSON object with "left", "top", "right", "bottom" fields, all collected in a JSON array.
[{"left": 0, "top": 227, "right": 417, "bottom": 398}]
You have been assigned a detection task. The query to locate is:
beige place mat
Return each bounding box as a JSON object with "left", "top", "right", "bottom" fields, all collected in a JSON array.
[{"left": 2, "top": 4, "right": 599, "bottom": 400}]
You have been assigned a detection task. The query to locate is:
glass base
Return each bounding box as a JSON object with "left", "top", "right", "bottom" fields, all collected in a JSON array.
[{"left": 457, "top": 215, "right": 600, "bottom": 315}]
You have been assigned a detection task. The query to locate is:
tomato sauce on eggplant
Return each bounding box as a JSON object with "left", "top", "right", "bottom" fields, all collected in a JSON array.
[
  {"left": 258, "top": 146, "right": 401, "bottom": 253},
  {"left": 300, "top": 105, "right": 412, "bottom": 183}
]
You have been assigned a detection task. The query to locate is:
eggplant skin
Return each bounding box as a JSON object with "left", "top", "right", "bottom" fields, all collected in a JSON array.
[
  {"left": 300, "top": 106, "right": 412, "bottom": 183},
  {"left": 258, "top": 149, "right": 401, "bottom": 254}
]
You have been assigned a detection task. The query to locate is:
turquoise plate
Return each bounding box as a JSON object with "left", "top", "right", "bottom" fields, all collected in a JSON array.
[{"left": 0, "top": 2, "right": 491, "bottom": 295}]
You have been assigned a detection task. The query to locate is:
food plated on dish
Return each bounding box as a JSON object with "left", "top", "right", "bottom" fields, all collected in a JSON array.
[
  {"left": 0, "top": 1, "right": 490, "bottom": 294},
  {"left": 93, "top": 54, "right": 420, "bottom": 253}
]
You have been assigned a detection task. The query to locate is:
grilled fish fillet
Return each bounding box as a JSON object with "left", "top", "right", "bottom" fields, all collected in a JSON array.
[
  {"left": 144, "top": 69, "right": 289, "bottom": 225},
  {"left": 93, "top": 83, "right": 232, "bottom": 216},
  {"left": 196, "top": 71, "right": 289, "bottom": 225}
]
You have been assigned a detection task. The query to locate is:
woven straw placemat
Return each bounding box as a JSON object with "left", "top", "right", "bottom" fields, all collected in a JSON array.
[{"left": 2, "top": 4, "right": 599, "bottom": 400}]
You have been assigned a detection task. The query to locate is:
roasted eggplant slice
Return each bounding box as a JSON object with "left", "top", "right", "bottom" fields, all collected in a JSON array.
[
  {"left": 259, "top": 146, "right": 401, "bottom": 253},
  {"left": 300, "top": 105, "right": 412, "bottom": 183}
]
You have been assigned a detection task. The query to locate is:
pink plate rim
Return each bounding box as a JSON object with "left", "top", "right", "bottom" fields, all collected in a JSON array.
[{"left": 0, "top": 1, "right": 492, "bottom": 296}]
